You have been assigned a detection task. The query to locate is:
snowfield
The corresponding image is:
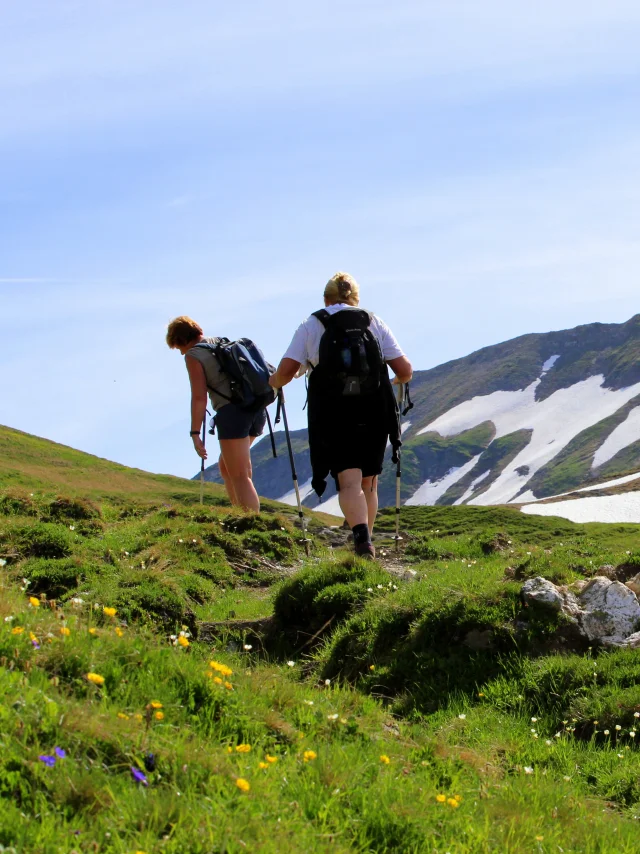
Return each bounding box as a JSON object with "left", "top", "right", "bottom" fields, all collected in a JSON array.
[
  {"left": 522, "top": 492, "right": 640, "bottom": 523},
  {"left": 405, "top": 455, "right": 481, "bottom": 506},
  {"left": 592, "top": 406, "right": 640, "bottom": 470},
  {"left": 413, "top": 370, "right": 640, "bottom": 506},
  {"left": 517, "top": 472, "right": 640, "bottom": 504}
]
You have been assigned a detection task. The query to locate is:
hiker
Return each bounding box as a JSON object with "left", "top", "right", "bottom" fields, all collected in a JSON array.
[
  {"left": 269, "top": 272, "right": 412, "bottom": 558},
  {"left": 166, "top": 316, "right": 266, "bottom": 513}
]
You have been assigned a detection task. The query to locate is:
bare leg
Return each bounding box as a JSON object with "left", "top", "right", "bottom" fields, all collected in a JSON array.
[
  {"left": 362, "top": 475, "right": 379, "bottom": 533},
  {"left": 218, "top": 454, "right": 238, "bottom": 506},
  {"left": 337, "top": 468, "right": 368, "bottom": 528},
  {"left": 219, "top": 437, "right": 260, "bottom": 513}
]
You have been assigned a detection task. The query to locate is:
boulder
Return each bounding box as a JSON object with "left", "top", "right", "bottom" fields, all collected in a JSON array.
[
  {"left": 625, "top": 573, "right": 640, "bottom": 596},
  {"left": 522, "top": 577, "right": 564, "bottom": 612}
]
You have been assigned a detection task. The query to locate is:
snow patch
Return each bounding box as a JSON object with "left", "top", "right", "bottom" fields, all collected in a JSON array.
[
  {"left": 592, "top": 406, "right": 640, "bottom": 469},
  {"left": 317, "top": 493, "right": 344, "bottom": 517},
  {"left": 455, "top": 470, "right": 492, "bottom": 505},
  {"left": 522, "top": 492, "right": 640, "bottom": 524},
  {"left": 514, "top": 472, "right": 640, "bottom": 504},
  {"left": 406, "top": 455, "right": 481, "bottom": 506},
  {"left": 541, "top": 354, "right": 560, "bottom": 374},
  {"left": 417, "top": 375, "right": 640, "bottom": 506},
  {"left": 278, "top": 477, "right": 314, "bottom": 507},
  {"left": 401, "top": 420, "right": 412, "bottom": 436}
]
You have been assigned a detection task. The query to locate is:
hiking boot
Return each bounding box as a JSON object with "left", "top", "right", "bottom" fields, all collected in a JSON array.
[{"left": 354, "top": 541, "right": 376, "bottom": 560}]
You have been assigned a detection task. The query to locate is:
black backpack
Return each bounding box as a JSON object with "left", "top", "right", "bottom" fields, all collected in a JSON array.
[
  {"left": 311, "top": 309, "right": 386, "bottom": 396},
  {"left": 194, "top": 338, "right": 276, "bottom": 412}
]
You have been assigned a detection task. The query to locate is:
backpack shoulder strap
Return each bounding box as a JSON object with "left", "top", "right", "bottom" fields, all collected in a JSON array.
[{"left": 312, "top": 309, "right": 332, "bottom": 328}]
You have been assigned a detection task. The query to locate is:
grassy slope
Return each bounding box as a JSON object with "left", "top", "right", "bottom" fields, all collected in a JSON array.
[{"left": 2, "top": 427, "right": 640, "bottom": 852}]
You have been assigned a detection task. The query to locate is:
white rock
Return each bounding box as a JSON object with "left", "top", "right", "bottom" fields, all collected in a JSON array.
[
  {"left": 578, "top": 578, "right": 640, "bottom": 641},
  {"left": 625, "top": 573, "right": 640, "bottom": 596},
  {"left": 402, "top": 569, "right": 418, "bottom": 582},
  {"left": 522, "top": 577, "right": 564, "bottom": 612}
]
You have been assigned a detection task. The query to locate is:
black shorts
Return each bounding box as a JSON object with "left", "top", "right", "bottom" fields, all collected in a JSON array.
[
  {"left": 326, "top": 399, "right": 388, "bottom": 489},
  {"left": 214, "top": 404, "right": 267, "bottom": 441}
]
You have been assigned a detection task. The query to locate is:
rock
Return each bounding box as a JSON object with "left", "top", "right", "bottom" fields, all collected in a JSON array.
[
  {"left": 402, "top": 569, "right": 418, "bottom": 582},
  {"left": 522, "top": 577, "right": 564, "bottom": 612},
  {"left": 520, "top": 575, "right": 640, "bottom": 647},
  {"left": 597, "top": 564, "right": 616, "bottom": 579},
  {"left": 625, "top": 573, "right": 640, "bottom": 596}
]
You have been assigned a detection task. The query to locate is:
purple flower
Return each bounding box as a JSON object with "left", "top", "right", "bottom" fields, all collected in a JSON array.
[
  {"left": 32, "top": 640, "right": 40, "bottom": 649},
  {"left": 130, "top": 766, "right": 148, "bottom": 786},
  {"left": 54, "top": 747, "right": 66, "bottom": 759},
  {"left": 39, "top": 755, "right": 56, "bottom": 767},
  {"left": 143, "top": 753, "right": 156, "bottom": 772}
]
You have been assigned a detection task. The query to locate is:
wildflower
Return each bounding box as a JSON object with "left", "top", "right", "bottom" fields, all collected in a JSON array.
[
  {"left": 213, "top": 676, "right": 223, "bottom": 685},
  {"left": 545, "top": 740, "right": 552, "bottom": 746},
  {"left": 266, "top": 755, "right": 278, "bottom": 764},
  {"left": 458, "top": 714, "right": 466, "bottom": 720},
  {"left": 117, "top": 713, "right": 130, "bottom": 720},
  {"left": 447, "top": 798, "right": 460, "bottom": 809},
  {"left": 236, "top": 744, "right": 251, "bottom": 753},
  {"left": 324, "top": 679, "right": 331, "bottom": 686},
  {"left": 0, "top": 559, "right": 6, "bottom": 567},
  {"left": 226, "top": 747, "right": 233, "bottom": 754},
  {"left": 478, "top": 692, "right": 485, "bottom": 698},
  {"left": 236, "top": 778, "right": 250, "bottom": 793},
  {"left": 554, "top": 733, "right": 561, "bottom": 738},
  {"left": 258, "top": 762, "right": 269, "bottom": 769},
  {"left": 379, "top": 755, "right": 390, "bottom": 764},
  {"left": 454, "top": 794, "right": 462, "bottom": 802},
  {"left": 154, "top": 711, "right": 164, "bottom": 721},
  {"left": 634, "top": 712, "right": 640, "bottom": 718},
  {"left": 71, "top": 597, "right": 84, "bottom": 605},
  {"left": 39, "top": 755, "right": 56, "bottom": 767},
  {"left": 177, "top": 635, "right": 189, "bottom": 648},
  {"left": 303, "top": 700, "right": 314, "bottom": 706},
  {"left": 535, "top": 837, "right": 544, "bottom": 842},
  {"left": 367, "top": 588, "right": 373, "bottom": 593},
  {"left": 531, "top": 717, "right": 537, "bottom": 723},
  {"left": 4, "top": 616, "right": 13, "bottom": 622},
  {"left": 524, "top": 766, "right": 534, "bottom": 774},
  {"left": 88, "top": 627, "right": 98, "bottom": 636},
  {"left": 209, "top": 661, "right": 233, "bottom": 677},
  {"left": 29, "top": 596, "right": 40, "bottom": 608},
  {"left": 114, "top": 627, "right": 124, "bottom": 637},
  {"left": 103, "top": 607, "right": 117, "bottom": 618},
  {"left": 86, "top": 672, "right": 105, "bottom": 686},
  {"left": 436, "top": 794, "right": 446, "bottom": 803},
  {"left": 150, "top": 701, "right": 163, "bottom": 709},
  {"left": 59, "top": 627, "right": 70, "bottom": 636},
  {"left": 616, "top": 725, "right": 622, "bottom": 731},
  {"left": 224, "top": 681, "right": 233, "bottom": 690},
  {"left": 630, "top": 731, "right": 636, "bottom": 738},
  {"left": 134, "top": 714, "right": 144, "bottom": 722},
  {"left": 69, "top": 525, "right": 75, "bottom": 531},
  {"left": 55, "top": 747, "right": 66, "bottom": 759},
  {"left": 327, "top": 714, "right": 339, "bottom": 721},
  {"left": 144, "top": 753, "right": 156, "bottom": 772},
  {"left": 287, "top": 661, "right": 295, "bottom": 667},
  {"left": 130, "top": 766, "right": 148, "bottom": 786},
  {"left": 604, "top": 729, "right": 610, "bottom": 736},
  {"left": 303, "top": 750, "right": 317, "bottom": 762},
  {"left": 243, "top": 644, "right": 253, "bottom": 651},
  {"left": 11, "top": 626, "right": 24, "bottom": 635},
  {"left": 369, "top": 665, "right": 375, "bottom": 671}
]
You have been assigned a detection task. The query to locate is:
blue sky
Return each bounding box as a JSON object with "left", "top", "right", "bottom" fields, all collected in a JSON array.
[{"left": 1, "top": 1, "right": 639, "bottom": 479}]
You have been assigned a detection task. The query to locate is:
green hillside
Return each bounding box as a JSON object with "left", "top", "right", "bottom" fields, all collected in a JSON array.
[{"left": 2, "top": 426, "right": 640, "bottom": 852}]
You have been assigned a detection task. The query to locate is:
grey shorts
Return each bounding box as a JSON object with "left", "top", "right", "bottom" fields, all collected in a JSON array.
[{"left": 213, "top": 404, "right": 267, "bottom": 441}]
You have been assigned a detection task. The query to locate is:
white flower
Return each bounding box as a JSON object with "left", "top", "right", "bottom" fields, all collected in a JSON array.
[
  {"left": 367, "top": 588, "right": 373, "bottom": 593},
  {"left": 545, "top": 740, "right": 552, "bottom": 746},
  {"left": 4, "top": 616, "right": 14, "bottom": 622},
  {"left": 531, "top": 717, "right": 537, "bottom": 723},
  {"left": 0, "top": 559, "right": 6, "bottom": 567},
  {"left": 630, "top": 731, "right": 636, "bottom": 738},
  {"left": 324, "top": 679, "right": 331, "bottom": 686},
  {"left": 604, "top": 730, "right": 610, "bottom": 735},
  {"left": 69, "top": 525, "right": 75, "bottom": 531},
  {"left": 303, "top": 700, "right": 314, "bottom": 706},
  {"left": 376, "top": 584, "right": 383, "bottom": 589},
  {"left": 524, "top": 766, "right": 534, "bottom": 774},
  {"left": 616, "top": 725, "right": 622, "bottom": 731},
  {"left": 192, "top": 539, "right": 197, "bottom": 543},
  {"left": 71, "top": 597, "right": 84, "bottom": 605},
  {"left": 634, "top": 712, "right": 640, "bottom": 718},
  {"left": 458, "top": 714, "right": 466, "bottom": 720},
  {"left": 178, "top": 539, "right": 183, "bottom": 543},
  {"left": 327, "top": 714, "right": 339, "bottom": 721},
  {"left": 94, "top": 603, "right": 101, "bottom": 610},
  {"left": 563, "top": 775, "right": 571, "bottom": 781},
  {"left": 287, "top": 661, "right": 295, "bottom": 667},
  {"left": 124, "top": 551, "right": 129, "bottom": 556},
  {"left": 617, "top": 753, "right": 624, "bottom": 758},
  {"left": 22, "top": 578, "right": 31, "bottom": 587},
  {"left": 243, "top": 644, "right": 253, "bottom": 651}
]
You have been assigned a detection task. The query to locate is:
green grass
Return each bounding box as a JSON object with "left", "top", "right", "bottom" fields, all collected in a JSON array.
[{"left": 3, "top": 426, "right": 640, "bottom": 852}]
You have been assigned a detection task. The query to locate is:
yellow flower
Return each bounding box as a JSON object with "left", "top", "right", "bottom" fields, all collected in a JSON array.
[
  {"left": 235, "top": 744, "right": 251, "bottom": 753},
  {"left": 29, "top": 632, "right": 38, "bottom": 642},
  {"left": 380, "top": 755, "right": 390, "bottom": 764},
  {"left": 236, "top": 777, "right": 250, "bottom": 793},
  {"left": 59, "top": 627, "right": 70, "bottom": 636},
  {"left": 535, "top": 836, "right": 544, "bottom": 842},
  {"left": 259, "top": 762, "right": 269, "bottom": 769},
  {"left": 117, "top": 712, "right": 129, "bottom": 720},
  {"left": 226, "top": 747, "right": 233, "bottom": 754},
  {"left": 88, "top": 627, "right": 98, "bottom": 636},
  {"left": 369, "top": 665, "right": 375, "bottom": 671},
  {"left": 103, "top": 606, "right": 117, "bottom": 617},
  {"left": 11, "top": 626, "right": 24, "bottom": 635},
  {"left": 436, "top": 794, "right": 446, "bottom": 803},
  {"left": 209, "top": 660, "right": 233, "bottom": 677},
  {"left": 266, "top": 755, "right": 278, "bottom": 764},
  {"left": 29, "top": 596, "right": 40, "bottom": 608},
  {"left": 213, "top": 676, "right": 223, "bottom": 685},
  {"left": 134, "top": 713, "right": 144, "bottom": 722},
  {"left": 86, "top": 672, "right": 105, "bottom": 685},
  {"left": 150, "top": 701, "right": 163, "bottom": 709},
  {"left": 177, "top": 635, "right": 189, "bottom": 648},
  {"left": 154, "top": 711, "right": 164, "bottom": 721},
  {"left": 224, "top": 681, "right": 233, "bottom": 690},
  {"left": 454, "top": 794, "right": 463, "bottom": 802},
  {"left": 447, "top": 798, "right": 460, "bottom": 809},
  {"left": 114, "top": 627, "right": 124, "bottom": 637},
  {"left": 303, "top": 750, "right": 317, "bottom": 762}
]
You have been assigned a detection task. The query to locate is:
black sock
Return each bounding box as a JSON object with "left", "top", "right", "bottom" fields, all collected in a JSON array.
[{"left": 352, "top": 523, "right": 371, "bottom": 546}]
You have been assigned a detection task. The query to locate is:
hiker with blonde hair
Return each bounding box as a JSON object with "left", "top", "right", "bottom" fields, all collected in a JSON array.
[
  {"left": 166, "top": 316, "right": 268, "bottom": 513},
  {"left": 269, "top": 272, "right": 412, "bottom": 558}
]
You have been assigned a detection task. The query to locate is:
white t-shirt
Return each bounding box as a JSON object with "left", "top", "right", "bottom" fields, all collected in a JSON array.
[{"left": 283, "top": 304, "right": 405, "bottom": 373}]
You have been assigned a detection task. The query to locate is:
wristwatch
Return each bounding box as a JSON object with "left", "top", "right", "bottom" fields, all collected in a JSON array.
[{"left": 190, "top": 431, "right": 200, "bottom": 436}]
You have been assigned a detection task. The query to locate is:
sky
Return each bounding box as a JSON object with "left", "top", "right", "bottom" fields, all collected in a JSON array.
[{"left": 1, "top": 0, "right": 639, "bottom": 479}]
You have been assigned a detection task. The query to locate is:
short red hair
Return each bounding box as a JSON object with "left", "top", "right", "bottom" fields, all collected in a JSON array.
[{"left": 166, "top": 316, "right": 203, "bottom": 348}]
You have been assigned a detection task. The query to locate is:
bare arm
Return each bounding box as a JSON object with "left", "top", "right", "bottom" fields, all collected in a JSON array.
[
  {"left": 185, "top": 356, "right": 209, "bottom": 459},
  {"left": 269, "top": 357, "right": 301, "bottom": 390},
  {"left": 387, "top": 355, "right": 413, "bottom": 385}
]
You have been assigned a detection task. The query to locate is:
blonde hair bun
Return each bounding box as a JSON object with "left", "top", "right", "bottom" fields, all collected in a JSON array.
[{"left": 324, "top": 271, "right": 360, "bottom": 306}]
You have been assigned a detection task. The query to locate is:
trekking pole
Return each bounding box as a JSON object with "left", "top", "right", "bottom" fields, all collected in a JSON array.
[
  {"left": 394, "top": 384, "right": 406, "bottom": 553},
  {"left": 199, "top": 417, "right": 206, "bottom": 505},
  {"left": 278, "top": 389, "right": 310, "bottom": 556}
]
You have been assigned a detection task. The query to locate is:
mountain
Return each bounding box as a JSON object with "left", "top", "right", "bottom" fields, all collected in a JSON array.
[{"left": 199, "top": 314, "right": 640, "bottom": 511}]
